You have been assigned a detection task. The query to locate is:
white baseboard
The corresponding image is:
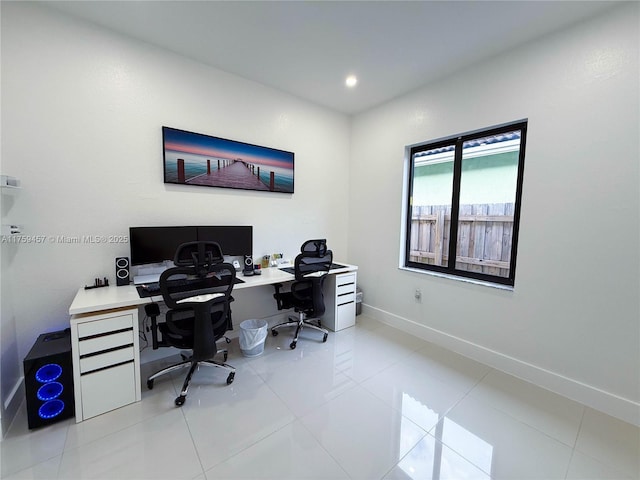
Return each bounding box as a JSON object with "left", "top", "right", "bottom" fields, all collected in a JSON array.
[
  {"left": 4, "top": 376, "right": 23, "bottom": 411},
  {"left": 2, "top": 376, "right": 24, "bottom": 437},
  {"left": 362, "top": 304, "right": 640, "bottom": 427}
]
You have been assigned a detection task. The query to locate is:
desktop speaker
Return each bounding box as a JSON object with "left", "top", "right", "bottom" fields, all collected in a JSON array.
[
  {"left": 243, "top": 255, "right": 254, "bottom": 276},
  {"left": 115, "top": 257, "right": 130, "bottom": 286},
  {"left": 23, "top": 329, "right": 75, "bottom": 429}
]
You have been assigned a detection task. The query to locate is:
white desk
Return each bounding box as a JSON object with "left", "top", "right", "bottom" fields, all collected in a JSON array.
[
  {"left": 68, "top": 263, "right": 357, "bottom": 421},
  {"left": 68, "top": 264, "right": 356, "bottom": 314}
]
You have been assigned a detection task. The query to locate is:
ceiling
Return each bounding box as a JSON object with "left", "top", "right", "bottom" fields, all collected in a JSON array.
[{"left": 42, "top": 1, "right": 617, "bottom": 115}]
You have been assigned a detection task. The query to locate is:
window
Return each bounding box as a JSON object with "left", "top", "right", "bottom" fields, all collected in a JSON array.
[{"left": 404, "top": 120, "right": 527, "bottom": 286}]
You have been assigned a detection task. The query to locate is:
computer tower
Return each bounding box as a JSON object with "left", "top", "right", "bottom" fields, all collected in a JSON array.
[{"left": 23, "top": 329, "right": 75, "bottom": 429}]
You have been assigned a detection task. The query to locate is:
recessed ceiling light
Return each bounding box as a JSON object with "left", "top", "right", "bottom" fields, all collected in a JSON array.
[{"left": 345, "top": 75, "right": 358, "bottom": 88}]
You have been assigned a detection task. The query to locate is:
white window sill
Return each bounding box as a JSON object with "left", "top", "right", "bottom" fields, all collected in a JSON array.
[{"left": 399, "top": 265, "right": 514, "bottom": 291}]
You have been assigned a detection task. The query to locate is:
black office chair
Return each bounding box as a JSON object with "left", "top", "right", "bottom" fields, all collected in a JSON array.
[
  {"left": 173, "top": 239, "right": 235, "bottom": 344},
  {"left": 272, "top": 239, "right": 333, "bottom": 349},
  {"left": 145, "top": 241, "right": 236, "bottom": 406}
]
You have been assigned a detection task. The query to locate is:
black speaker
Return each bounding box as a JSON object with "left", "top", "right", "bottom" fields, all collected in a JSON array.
[
  {"left": 115, "top": 257, "right": 130, "bottom": 286},
  {"left": 243, "top": 255, "right": 254, "bottom": 276},
  {"left": 23, "top": 329, "right": 75, "bottom": 429}
]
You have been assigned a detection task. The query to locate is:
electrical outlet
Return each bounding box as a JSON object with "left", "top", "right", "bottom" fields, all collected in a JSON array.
[{"left": 414, "top": 288, "right": 422, "bottom": 303}]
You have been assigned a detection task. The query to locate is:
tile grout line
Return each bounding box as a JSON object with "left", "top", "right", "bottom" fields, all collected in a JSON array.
[
  {"left": 427, "top": 367, "right": 497, "bottom": 478},
  {"left": 179, "top": 396, "right": 208, "bottom": 480},
  {"left": 562, "top": 407, "right": 586, "bottom": 479},
  {"left": 189, "top": 355, "right": 303, "bottom": 476},
  {"left": 461, "top": 370, "right": 589, "bottom": 450}
]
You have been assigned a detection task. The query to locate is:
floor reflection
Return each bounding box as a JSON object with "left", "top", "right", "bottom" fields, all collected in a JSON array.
[{"left": 396, "top": 392, "right": 493, "bottom": 479}]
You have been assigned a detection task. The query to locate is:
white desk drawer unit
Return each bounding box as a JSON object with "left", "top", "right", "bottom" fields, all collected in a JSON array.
[
  {"left": 323, "top": 272, "right": 357, "bottom": 332},
  {"left": 70, "top": 307, "right": 141, "bottom": 422}
]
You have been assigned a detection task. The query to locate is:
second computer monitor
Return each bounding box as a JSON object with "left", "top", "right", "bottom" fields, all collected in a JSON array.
[{"left": 197, "top": 226, "right": 252, "bottom": 258}]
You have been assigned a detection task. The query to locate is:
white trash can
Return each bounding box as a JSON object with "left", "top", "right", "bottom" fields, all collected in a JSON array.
[{"left": 239, "top": 319, "right": 268, "bottom": 357}]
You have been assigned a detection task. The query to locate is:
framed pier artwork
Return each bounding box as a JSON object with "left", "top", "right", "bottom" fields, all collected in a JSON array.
[{"left": 162, "top": 126, "right": 294, "bottom": 194}]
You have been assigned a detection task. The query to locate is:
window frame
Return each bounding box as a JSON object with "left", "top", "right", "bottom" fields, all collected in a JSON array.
[{"left": 403, "top": 119, "right": 527, "bottom": 287}]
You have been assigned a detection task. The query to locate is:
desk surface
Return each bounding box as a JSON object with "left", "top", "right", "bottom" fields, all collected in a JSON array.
[{"left": 69, "top": 263, "right": 357, "bottom": 316}]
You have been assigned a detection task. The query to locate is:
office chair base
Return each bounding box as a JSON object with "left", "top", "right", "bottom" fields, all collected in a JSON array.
[
  {"left": 201, "top": 359, "right": 235, "bottom": 385},
  {"left": 271, "top": 314, "right": 329, "bottom": 349},
  {"left": 146, "top": 354, "right": 235, "bottom": 406}
]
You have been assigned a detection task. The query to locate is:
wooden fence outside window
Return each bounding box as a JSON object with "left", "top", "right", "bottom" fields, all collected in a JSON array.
[{"left": 409, "top": 203, "right": 515, "bottom": 278}]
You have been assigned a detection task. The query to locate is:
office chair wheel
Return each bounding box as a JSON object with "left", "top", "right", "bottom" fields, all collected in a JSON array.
[
  {"left": 147, "top": 379, "right": 154, "bottom": 390},
  {"left": 271, "top": 329, "right": 278, "bottom": 336},
  {"left": 323, "top": 333, "right": 328, "bottom": 342},
  {"left": 223, "top": 352, "right": 228, "bottom": 362},
  {"left": 226, "top": 372, "right": 235, "bottom": 384},
  {"left": 175, "top": 395, "right": 186, "bottom": 406},
  {"left": 225, "top": 337, "right": 231, "bottom": 344},
  {"left": 290, "top": 341, "right": 297, "bottom": 349}
]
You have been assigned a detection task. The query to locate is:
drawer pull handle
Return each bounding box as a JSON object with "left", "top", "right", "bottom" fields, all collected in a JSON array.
[
  {"left": 79, "top": 327, "right": 133, "bottom": 341},
  {"left": 81, "top": 359, "right": 134, "bottom": 376},
  {"left": 338, "top": 300, "right": 355, "bottom": 307},
  {"left": 337, "top": 292, "right": 354, "bottom": 297},
  {"left": 80, "top": 343, "right": 133, "bottom": 359}
]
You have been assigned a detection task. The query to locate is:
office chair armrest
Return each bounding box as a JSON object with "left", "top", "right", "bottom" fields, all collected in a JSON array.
[
  {"left": 273, "top": 283, "right": 284, "bottom": 310},
  {"left": 144, "top": 303, "right": 162, "bottom": 350}
]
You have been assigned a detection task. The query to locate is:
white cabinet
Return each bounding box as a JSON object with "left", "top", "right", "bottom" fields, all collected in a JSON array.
[
  {"left": 70, "top": 307, "right": 141, "bottom": 422},
  {"left": 323, "top": 272, "right": 357, "bottom": 331}
]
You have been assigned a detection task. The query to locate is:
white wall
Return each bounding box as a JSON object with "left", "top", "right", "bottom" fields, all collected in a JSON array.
[
  {"left": 349, "top": 3, "right": 639, "bottom": 425},
  {"left": 0, "top": 2, "right": 350, "bottom": 430}
]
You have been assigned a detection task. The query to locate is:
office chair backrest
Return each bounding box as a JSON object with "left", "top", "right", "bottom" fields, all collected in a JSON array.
[
  {"left": 160, "top": 241, "right": 236, "bottom": 361},
  {"left": 174, "top": 241, "right": 224, "bottom": 276},
  {"left": 294, "top": 239, "right": 333, "bottom": 281},
  {"left": 300, "top": 239, "right": 328, "bottom": 257}
]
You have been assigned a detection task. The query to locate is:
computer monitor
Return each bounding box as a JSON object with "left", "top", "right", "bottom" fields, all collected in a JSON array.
[
  {"left": 129, "top": 226, "right": 198, "bottom": 266},
  {"left": 197, "top": 226, "right": 252, "bottom": 258},
  {"left": 129, "top": 225, "right": 253, "bottom": 266}
]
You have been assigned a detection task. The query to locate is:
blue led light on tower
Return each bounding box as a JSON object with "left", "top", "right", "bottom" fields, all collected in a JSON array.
[
  {"left": 37, "top": 381, "right": 63, "bottom": 401},
  {"left": 23, "top": 329, "right": 75, "bottom": 428},
  {"left": 38, "top": 399, "right": 65, "bottom": 419},
  {"left": 35, "top": 363, "right": 63, "bottom": 383}
]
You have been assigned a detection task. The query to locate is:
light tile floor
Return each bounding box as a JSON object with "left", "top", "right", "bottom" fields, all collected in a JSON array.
[{"left": 1, "top": 315, "right": 638, "bottom": 479}]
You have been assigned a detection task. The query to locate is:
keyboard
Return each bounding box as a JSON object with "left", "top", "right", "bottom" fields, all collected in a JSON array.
[{"left": 137, "top": 283, "right": 160, "bottom": 297}]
